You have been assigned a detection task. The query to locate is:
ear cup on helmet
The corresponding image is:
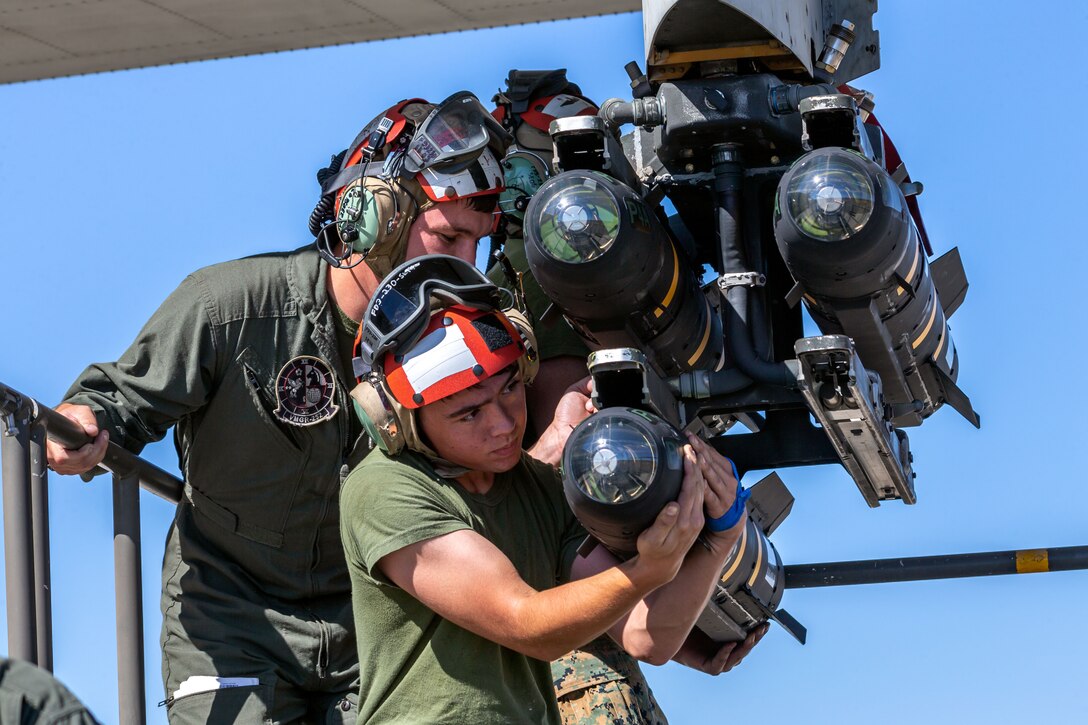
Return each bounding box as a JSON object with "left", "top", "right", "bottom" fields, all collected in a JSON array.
[
  {"left": 503, "top": 307, "right": 540, "bottom": 386},
  {"left": 350, "top": 377, "right": 407, "bottom": 455},
  {"left": 334, "top": 176, "right": 430, "bottom": 280},
  {"left": 336, "top": 181, "right": 381, "bottom": 253},
  {"left": 336, "top": 178, "right": 400, "bottom": 255}
]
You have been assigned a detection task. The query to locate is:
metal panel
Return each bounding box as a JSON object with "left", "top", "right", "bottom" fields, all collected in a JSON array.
[
  {"left": 169, "top": 0, "right": 389, "bottom": 37},
  {"left": 642, "top": 0, "right": 878, "bottom": 82},
  {"left": 2, "top": 0, "right": 222, "bottom": 56},
  {"left": 0, "top": 0, "right": 640, "bottom": 85}
]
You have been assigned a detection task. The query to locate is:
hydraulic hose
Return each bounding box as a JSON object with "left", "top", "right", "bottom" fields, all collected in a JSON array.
[{"left": 714, "top": 145, "right": 795, "bottom": 387}]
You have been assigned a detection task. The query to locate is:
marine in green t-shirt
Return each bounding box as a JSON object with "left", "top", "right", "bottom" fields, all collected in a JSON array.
[
  {"left": 340, "top": 268, "right": 752, "bottom": 725},
  {"left": 342, "top": 450, "right": 584, "bottom": 724},
  {"left": 489, "top": 69, "right": 669, "bottom": 725}
]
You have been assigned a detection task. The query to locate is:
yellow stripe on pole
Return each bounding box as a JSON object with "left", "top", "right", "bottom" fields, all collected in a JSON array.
[{"left": 1016, "top": 549, "right": 1050, "bottom": 574}]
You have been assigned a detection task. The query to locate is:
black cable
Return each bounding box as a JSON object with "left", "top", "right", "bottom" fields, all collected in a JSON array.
[{"left": 308, "top": 193, "right": 335, "bottom": 237}]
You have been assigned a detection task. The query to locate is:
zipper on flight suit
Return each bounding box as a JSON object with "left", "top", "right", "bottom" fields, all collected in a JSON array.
[{"left": 306, "top": 332, "right": 353, "bottom": 598}]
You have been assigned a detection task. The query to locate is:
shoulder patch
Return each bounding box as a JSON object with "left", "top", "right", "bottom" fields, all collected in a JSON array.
[{"left": 274, "top": 355, "right": 340, "bottom": 426}]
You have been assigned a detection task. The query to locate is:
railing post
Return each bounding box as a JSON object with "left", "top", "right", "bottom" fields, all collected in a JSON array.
[
  {"left": 30, "top": 423, "right": 53, "bottom": 671},
  {"left": 113, "top": 471, "right": 146, "bottom": 725},
  {"left": 2, "top": 408, "right": 38, "bottom": 663}
]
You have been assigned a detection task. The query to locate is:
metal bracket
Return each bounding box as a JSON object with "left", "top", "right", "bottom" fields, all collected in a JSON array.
[
  {"left": 793, "top": 335, "right": 916, "bottom": 506},
  {"left": 718, "top": 272, "right": 766, "bottom": 291},
  {"left": 900, "top": 180, "right": 924, "bottom": 197}
]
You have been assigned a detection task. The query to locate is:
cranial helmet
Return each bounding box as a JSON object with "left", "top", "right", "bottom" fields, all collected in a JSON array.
[
  {"left": 492, "top": 70, "right": 598, "bottom": 227},
  {"left": 309, "top": 92, "right": 512, "bottom": 279},
  {"left": 350, "top": 254, "right": 538, "bottom": 463}
]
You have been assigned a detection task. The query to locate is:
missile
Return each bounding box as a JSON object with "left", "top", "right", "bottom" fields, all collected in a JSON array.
[
  {"left": 524, "top": 170, "right": 723, "bottom": 376},
  {"left": 562, "top": 407, "right": 805, "bottom": 644},
  {"left": 773, "top": 147, "right": 979, "bottom": 428}
]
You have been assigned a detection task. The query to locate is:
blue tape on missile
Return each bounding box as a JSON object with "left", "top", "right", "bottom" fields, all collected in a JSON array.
[{"left": 706, "top": 457, "right": 749, "bottom": 533}]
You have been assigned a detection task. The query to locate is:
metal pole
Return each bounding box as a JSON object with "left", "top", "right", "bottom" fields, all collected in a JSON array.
[
  {"left": 113, "top": 471, "right": 146, "bottom": 725},
  {"left": 30, "top": 423, "right": 53, "bottom": 671},
  {"left": 784, "top": 545, "right": 1088, "bottom": 589},
  {"left": 2, "top": 410, "right": 38, "bottom": 663},
  {"left": 35, "top": 402, "right": 182, "bottom": 504},
  {"left": 0, "top": 382, "right": 183, "bottom": 503}
]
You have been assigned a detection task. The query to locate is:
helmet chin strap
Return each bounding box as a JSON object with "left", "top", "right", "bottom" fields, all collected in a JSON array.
[{"left": 397, "top": 400, "right": 472, "bottom": 478}]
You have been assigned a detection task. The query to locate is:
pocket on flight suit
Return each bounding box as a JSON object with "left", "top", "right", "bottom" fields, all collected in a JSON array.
[
  {"left": 184, "top": 348, "right": 308, "bottom": 549},
  {"left": 165, "top": 678, "right": 274, "bottom": 725}
]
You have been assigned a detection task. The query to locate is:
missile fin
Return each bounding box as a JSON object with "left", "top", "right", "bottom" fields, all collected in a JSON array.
[
  {"left": 930, "top": 247, "right": 969, "bottom": 318},
  {"left": 890, "top": 162, "right": 909, "bottom": 185},
  {"left": 769, "top": 608, "right": 807, "bottom": 645},
  {"left": 746, "top": 472, "right": 794, "bottom": 536},
  {"left": 576, "top": 535, "right": 600, "bottom": 558},
  {"left": 785, "top": 281, "right": 804, "bottom": 309},
  {"left": 936, "top": 368, "right": 981, "bottom": 428}
]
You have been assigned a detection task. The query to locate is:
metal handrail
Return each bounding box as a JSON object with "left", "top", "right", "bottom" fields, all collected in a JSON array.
[
  {"left": 23, "top": 390, "right": 183, "bottom": 503},
  {"left": 1, "top": 380, "right": 183, "bottom": 725}
]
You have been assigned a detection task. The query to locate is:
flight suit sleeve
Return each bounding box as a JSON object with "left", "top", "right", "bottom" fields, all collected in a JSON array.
[{"left": 63, "top": 273, "right": 221, "bottom": 454}]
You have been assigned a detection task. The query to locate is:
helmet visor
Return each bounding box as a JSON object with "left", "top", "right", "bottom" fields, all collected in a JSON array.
[
  {"left": 356, "top": 254, "right": 512, "bottom": 372},
  {"left": 405, "top": 91, "right": 510, "bottom": 175},
  {"left": 416, "top": 146, "right": 505, "bottom": 203}
]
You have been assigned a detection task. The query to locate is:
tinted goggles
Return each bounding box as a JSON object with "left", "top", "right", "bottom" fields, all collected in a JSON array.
[
  {"left": 355, "top": 255, "right": 512, "bottom": 374},
  {"left": 404, "top": 92, "right": 510, "bottom": 175}
]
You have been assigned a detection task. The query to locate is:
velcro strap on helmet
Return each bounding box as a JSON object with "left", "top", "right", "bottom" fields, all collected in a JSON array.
[{"left": 320, "top": 161, "right": 389, "bottom": 196}]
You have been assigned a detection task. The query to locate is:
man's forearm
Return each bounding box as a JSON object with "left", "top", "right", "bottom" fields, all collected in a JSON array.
[
  {"left": 616, "top": 520, "right": 745, "bottom": 664},
  {"left": 502, "top": 559, "right": 662, "bottom": 662}
]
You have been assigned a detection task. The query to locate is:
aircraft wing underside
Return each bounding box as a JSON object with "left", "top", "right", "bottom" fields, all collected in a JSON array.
[{"left": 1, "top": 0, "right": 639, "bottom": 85}]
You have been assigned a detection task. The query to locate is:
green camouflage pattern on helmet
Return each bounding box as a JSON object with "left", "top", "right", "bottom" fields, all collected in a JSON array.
[{"left": 552, "top": 637, "right": 668, "bottom": 725}]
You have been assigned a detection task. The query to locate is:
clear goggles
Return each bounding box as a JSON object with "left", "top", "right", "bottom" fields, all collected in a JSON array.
[
  {"left": 354, "top": 254, "right": 513, "bottom": 375},
  {"left": 404, "top": 91, "right": 510, "bottom": 175}
]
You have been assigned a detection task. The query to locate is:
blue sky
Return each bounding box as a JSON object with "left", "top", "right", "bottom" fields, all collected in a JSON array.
[{"left": 2, "top": 2, "right": 1087, "bottom": 723}]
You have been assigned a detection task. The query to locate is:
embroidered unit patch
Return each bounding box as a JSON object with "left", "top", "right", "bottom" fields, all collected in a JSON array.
[{"left": 273, "top": 355, "right": 340, "bottom": 426}]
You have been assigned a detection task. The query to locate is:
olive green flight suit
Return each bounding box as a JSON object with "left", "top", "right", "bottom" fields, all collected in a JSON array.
[
  {"left": 488, "top": 237, "right": 669, "bottom": 725},
  {"left": 65, "top": 246, "right": 368, "bottom": 724},
  {"left": 0, "top": 658, "right": 101, "bottom": 725}
]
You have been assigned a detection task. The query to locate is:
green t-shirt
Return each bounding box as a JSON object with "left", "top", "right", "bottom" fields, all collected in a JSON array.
[{"left": 340, "top": 449, "right": 587, "bottom": 724}]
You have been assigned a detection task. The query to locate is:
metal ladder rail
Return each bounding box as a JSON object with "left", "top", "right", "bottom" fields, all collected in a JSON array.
[{"left": 2, "top": 381, "right": 183, "bottom": 725}]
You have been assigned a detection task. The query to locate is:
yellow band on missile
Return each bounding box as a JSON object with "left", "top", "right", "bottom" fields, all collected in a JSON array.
[
  {"left": 931, "top": 327, "right": 947, "bottom": 363},
  {"left": 654, "top": 243, "right": 680, "bottom": 318},
  {"left": 687, "top": 302, "right": 713, "bottom": 366},
  {"left": 720, "top": 523, "right": 748, "bottom": 583},
  {"left": 912, "top": 293, "right": 939, "bottom": 350},
  {"left": 747, "top": 529, "right": 765, "bottom": 588},
  {"left": 1016, "top": 549, "right": 1050, "bottom": 574},
  {"left": 897, "top": 244, "right": 921, "bottom": 296}
]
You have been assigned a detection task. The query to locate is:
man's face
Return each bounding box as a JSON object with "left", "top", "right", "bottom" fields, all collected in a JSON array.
[
  {"left": 405, "top": 198, "right": 494, "bottom": 264},
  {"left": 417, "top": 368, "right": 527, "bottom": 474}
]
